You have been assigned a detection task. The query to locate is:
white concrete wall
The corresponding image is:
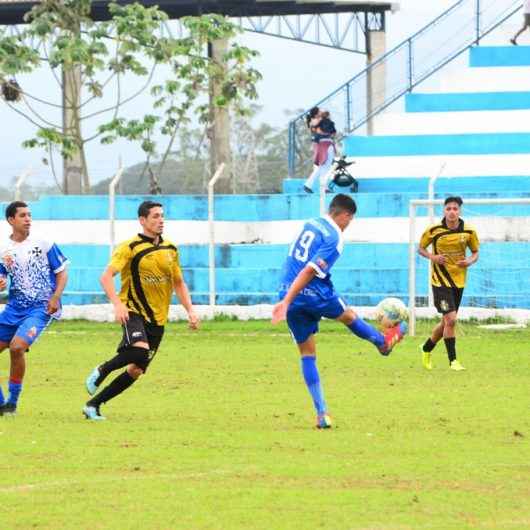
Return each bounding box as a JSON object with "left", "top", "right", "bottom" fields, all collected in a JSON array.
[
  {"left": 373, "top": 110, "right": 530, "bottom": 135},
  {"left": 349, "top": 154, "right": 530, "bottom": 178},
  {"left": 61, "top": 303, "right": 530, "bottom": 324},
  {"left": 423, "top": 67, "right": 530, "bottom": 93},
  {"left": 1, "top": 216, "right": 527, "bottom": 246}
]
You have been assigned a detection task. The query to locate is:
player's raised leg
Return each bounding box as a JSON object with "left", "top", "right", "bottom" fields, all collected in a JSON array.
[
  {"left": 85, "top": 349, "right": 133, "bottom": 396},
  {"left": 84, "top": 340, "right": 150, "bottom": 420},
  {"left": 336, "top": 307, "right": 407, "bottom": 356}
]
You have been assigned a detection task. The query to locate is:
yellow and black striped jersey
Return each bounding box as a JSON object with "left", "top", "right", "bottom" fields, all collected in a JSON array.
[
  {"left": 419, "top": 219, "right": 479, "bottom": 289},
  {"left": 109, "top": 233, "right": 183, "bottom": 325}
]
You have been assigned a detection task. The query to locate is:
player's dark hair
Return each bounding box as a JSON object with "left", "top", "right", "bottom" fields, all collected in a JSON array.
[
  {"left": 444, "top": 196, "right": 463, "bottom": 207},
  {"left": 329, "top": 194, "right": 357, "bottom": 215},
  {"left": 5, "top": 200, "right": 28, "bottom": 220},
  {"left": 138, "top": 200, "right": 162, "bottom": 218}
]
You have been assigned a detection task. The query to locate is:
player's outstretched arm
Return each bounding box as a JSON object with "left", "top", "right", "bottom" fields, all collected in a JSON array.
[
  {"left": 173, "top": 277, "right": 199, "bottom": 330},
  {"left": 100, "top": 266, "right": 129, "bottom": 324},
  {"left": 272, "top": 266, "right": 316, "bottom": 324}
]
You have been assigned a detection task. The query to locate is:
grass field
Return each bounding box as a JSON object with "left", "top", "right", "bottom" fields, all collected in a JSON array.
[{"left": 1, "top": 319, "right": 530, "bottom": 530}]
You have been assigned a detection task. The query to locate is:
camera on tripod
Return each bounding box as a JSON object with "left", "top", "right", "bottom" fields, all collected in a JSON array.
[{"left": 330, "top": 156, "right": 358, "bottom": 193}]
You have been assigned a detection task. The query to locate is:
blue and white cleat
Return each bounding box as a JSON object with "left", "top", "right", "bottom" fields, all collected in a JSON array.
[
  {"left": 316, "top": 413, "right": 332, "bottom": 429},
  {"left": 83, "top": 405, "right": 105, "bottom": 421},
  {"left": 85, "top": 366, "right": 101, "bottom": 396}
]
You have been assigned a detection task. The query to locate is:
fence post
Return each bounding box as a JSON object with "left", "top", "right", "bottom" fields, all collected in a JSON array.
[
  {"left": 208, "top": 163, "right": 226, "bottom": 317},
  {"left": 427, "top": 162, "right": 446, "bottom": 311},
  {"left": 14, "top": 166, "right": 32, "bottom": 201},
  {"left": 408, "top": 201, "right": 417, "bottom": 337},
  {"left": 345, "top": 83, "right": 352, "bottom": 131},
  {"left": 108, "top": 161, "right": 124, "bottom": 258},
  {"left": 407, "top": 38, "right": 413, "bottom": 92},
  {"left": 476, "top": 0, "right": 480, "bottom": 45},
  {"left": 288, "top": 121, "right": 295, "bottom": 178}
]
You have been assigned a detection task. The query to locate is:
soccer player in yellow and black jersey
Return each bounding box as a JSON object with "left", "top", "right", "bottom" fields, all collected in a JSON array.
[
  {"left": 418, "top": 196, "right": 479, "bottom": 371},
  {"left": 83, "top": 201, "right": 199, "bottom": 420}
]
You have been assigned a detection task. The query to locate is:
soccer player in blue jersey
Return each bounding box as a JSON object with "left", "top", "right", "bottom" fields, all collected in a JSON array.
[
  {"left": 0, "top": 201, "right": 69, "bottom": 415},
  {"left": 272, "top": 194, "right": 407, "bottom": 429}
]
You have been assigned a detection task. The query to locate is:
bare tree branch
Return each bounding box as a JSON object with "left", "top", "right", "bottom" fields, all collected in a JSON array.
[
  {"left": 6, "top": 101, "right": 52, "bottom": 130},
  {"left": 77, "top": 70, "right": 117, "bottom": 109},
  {"left": 42, "top": 39, "right": 64, "bottom": 90},
  {"left": 47, "top": 143, "right": 63, "bottom": 193},
  {"left": 80, "top": 63, "right": 156, "bottom": 121},
  {"left": 157, "top": 122, "right": 177, "bottom": 178}
]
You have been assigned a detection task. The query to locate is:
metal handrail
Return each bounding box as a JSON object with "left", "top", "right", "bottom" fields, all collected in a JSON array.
[{"left": 288, "top": 0, "right": 522, "bottom": 178}]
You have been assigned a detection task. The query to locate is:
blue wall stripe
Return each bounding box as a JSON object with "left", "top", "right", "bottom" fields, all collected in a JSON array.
[
  {"left": 470, "top": 46, "right": 530, "bottom": 67},
  {"left": 3, "top": 187, "right": 530, "bottom": 222},
  {"left": 343, "top": 133, "right": 530, "bottom": 157},
  {"left": 282, "top": 176, "right": 530, "bottom": 195},
  {"left": 61, "top": 242, "right": 530, "bottom": 270},
  {"left": 57, "top": 242, "right": 530, "bottom": 309},
  {"left": 406, "top": 92, "right": 530, "bottom": 113}
]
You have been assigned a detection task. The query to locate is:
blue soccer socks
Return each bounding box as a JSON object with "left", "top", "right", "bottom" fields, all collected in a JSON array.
[
  {"left": 7, "top": 379, "right": 22, "bottom": 406},
  {"left": 347, "top": 317, "right": 385, "bottom": 349},
  {"left": 0, "top": 385, "right": 4, "bottom": 407},
  {"left": 301, "top": 356, "right": 327, "bottom": 415}
]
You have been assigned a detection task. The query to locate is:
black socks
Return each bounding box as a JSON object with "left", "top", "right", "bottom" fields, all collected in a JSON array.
[
  {"left": 444, "top": 337, "right": 456, "bottom": 363},
  {"left": 88, "top": 372, "right": 136, "bottom": 407}
]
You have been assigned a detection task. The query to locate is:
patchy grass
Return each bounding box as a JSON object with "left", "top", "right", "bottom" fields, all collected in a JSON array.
[{"left": 1, "top": 319, "right": 529, "bottom": 529}]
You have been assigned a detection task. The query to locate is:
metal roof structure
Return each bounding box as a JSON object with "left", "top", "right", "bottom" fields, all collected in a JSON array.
[{"left": 0, "top": 0, "right": 396, "bottom": 26}]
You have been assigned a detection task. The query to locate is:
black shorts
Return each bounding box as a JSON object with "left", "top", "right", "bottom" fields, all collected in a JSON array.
[
  {"left": 118, "top": 312, "right": 164, "bottom": 371},
  {"left": 433, "top": 286, "right": 464, "bottom": 315}
]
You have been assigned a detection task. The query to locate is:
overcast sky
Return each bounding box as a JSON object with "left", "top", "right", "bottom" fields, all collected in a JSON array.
[{"left": 0, "top": 0, "right": 522, "bottom": 188}]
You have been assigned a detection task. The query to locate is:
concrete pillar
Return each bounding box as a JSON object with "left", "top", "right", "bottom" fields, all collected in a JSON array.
[
  {"left": 208, "top": 38, "right": 232, "bottom": 194},
  {"left": 366, "top": 30, "right": 386, "bottom": 136}
]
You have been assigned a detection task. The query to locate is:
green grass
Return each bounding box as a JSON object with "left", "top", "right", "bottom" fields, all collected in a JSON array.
[{"left": 1, "top": 319, "right": 530, "bottom": 530}]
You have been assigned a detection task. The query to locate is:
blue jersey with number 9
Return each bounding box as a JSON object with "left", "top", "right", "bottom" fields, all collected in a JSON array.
[{"left": 279, "top": 216, "right": 344, "bottom": 300}]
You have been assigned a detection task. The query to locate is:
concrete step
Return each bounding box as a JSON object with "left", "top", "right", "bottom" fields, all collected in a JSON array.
[{"left": 470, "top": 45, "right": 530, "bottom": 67}]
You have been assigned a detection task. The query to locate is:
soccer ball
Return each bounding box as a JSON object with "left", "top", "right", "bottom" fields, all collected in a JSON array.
[{"left": 375, "top": 297, "right": 409, "bottom": 329}]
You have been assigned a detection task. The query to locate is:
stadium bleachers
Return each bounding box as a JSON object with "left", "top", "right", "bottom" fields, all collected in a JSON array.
[
  {"left": 1, "top": 46, "right": 529, "bottom": 313},
  {"left": 57, "top": 241, "right": 529, "bottom": 308}
]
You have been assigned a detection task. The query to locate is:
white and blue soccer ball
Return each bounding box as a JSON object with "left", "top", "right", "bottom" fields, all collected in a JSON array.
[{"left": 375, "top": 297, "right": 409, "bottom": 329}]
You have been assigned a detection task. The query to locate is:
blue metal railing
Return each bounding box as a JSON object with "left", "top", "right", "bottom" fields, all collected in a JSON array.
[{"left": 288, "top": 0, "right": 522, "bottom": 178}]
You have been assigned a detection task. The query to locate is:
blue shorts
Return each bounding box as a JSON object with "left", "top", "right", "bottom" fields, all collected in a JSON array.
[
  {"left": 0, "top": 305, "right": 53, "bottom": 347},
  {"left": 286, "top": 295, "right": 347, "bottom": 344}
]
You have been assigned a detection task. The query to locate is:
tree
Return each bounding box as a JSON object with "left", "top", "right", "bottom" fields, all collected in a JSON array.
[
  {"left": 0, "top": 0, "right": 260, "bottom": 193},
  {"left": 92, "top": 109, "right": 290, "bottom": 195}
]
